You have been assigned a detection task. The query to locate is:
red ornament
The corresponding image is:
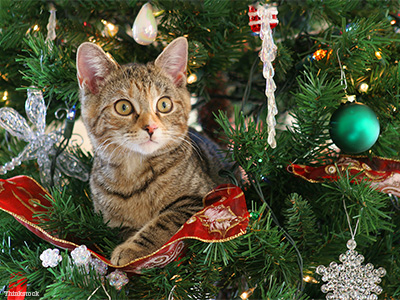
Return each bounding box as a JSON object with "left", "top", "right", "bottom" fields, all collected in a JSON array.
[
  {"left": 248, "top": 4, "right": 278, "bottom": 34},
  {"left": 0, "top": 176, "right": 249, "bottom": 275},
  {"left": 248, "top": 5, "right": 261, "bottom": 33}
]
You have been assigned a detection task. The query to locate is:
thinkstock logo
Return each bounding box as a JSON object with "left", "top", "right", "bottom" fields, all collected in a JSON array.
[{"left": 4, "top": 291, "right": 40, "bottom": 297}]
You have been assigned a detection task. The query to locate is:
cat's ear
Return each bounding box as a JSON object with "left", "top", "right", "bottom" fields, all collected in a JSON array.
[
  {"left": 155, "top": 37, "right": 188, "bottom": 87},
  {"left": 76, "top": 42, "right": 119, "bottom": 94}
]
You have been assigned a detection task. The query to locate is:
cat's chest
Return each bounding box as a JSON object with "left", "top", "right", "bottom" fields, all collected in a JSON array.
[
  {"left": 92, "top": 155, "right": 189, "bottom": 227},
  {"left": 116, "top": 191, "right": 161, "bottom": 227}
]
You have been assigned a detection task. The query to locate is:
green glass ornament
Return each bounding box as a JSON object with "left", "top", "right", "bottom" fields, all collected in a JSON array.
[{"left": 329, "top": 102, "right": 380, "bottom": 154}]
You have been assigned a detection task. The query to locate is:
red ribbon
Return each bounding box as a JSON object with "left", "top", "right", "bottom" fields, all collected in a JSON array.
[
  {"left": 7, "top": 274, "right": 27, "bottom": 300},
  {"left": 289, "top": 155, "right": 400, "bottom": 196},
  {"left": 0, "top": 176, "right": 249, "bottom": 274}
]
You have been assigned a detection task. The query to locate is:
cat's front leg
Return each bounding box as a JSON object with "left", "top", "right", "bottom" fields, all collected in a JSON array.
[
  {"left": 111, "top": 204, "right": 200, "bottom": 265},
  {"left": 111, "top": 218, "right": 179, "bottom": 266},
  {"left": 111, "top": 238, "right": 147, "bottom": 266}
]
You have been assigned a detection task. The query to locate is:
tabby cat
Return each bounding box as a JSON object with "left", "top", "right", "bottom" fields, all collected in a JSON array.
[{"left": 76, "top": 37, "right": 230, "bottom": 266}]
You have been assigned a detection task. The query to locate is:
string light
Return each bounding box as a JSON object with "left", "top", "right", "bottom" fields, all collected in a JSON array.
[
  {"left": 0, "top": 71, "right": 7, "bottom": 81},
  {"left": 2, "top": 91, "right": 8, "bottom": 101},
  {"left": 375, "top": 51, "right": 382, "bottom": 60},
  {"left": 239, "top": 287, "right": 256, "bottom": 299},
  {"left": 345, "top": 94, "right": 356, "bottom": 103},
  {"left": 187, "top": 73, "right": 198, "bottom": 84},
  {"left": 240, "top": 291, "right": 250, "bottom": 300},
  {"left": 101, "top": 20, "right": 118, "bottom": 37},
  {"left": 26, "top": 24, "right": 40, "bottom": 35},
  {"left": 312, "top": 49, "right": 328, "bottom": 61},
  {"left": 359, "top": 82, "right": 369, "bottom": 93},
  {"left": 303, "top": 275, "right": 318, "bottom": 283}
]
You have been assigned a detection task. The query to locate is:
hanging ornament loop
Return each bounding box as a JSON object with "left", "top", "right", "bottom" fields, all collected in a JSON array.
[
  {"left": 49, "top": 104, "right": 78, "bottom": 188},
  {"left": 343, "top": 198, "right": 362, "bottom": 251},
  {"left": 343, "top": 197, "right": 361, "bottom": 240},
  {"left": 336, "top": 48, "right": 348, "bottom": 92}
]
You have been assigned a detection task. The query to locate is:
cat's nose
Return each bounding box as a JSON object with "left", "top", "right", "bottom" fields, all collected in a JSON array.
[{"left": 143, "top": 124, "right": 158, "bottom": 137}]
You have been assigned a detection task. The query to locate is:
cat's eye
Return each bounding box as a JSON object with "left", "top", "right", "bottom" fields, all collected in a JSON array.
[
  {"left": 157, "top": 97, "right": 173, "bottom": 114},
  {"left": 114, "top": 99, "right": 134, "bottom": 116}
]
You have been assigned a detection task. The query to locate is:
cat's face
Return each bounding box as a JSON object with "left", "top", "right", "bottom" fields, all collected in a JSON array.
[{"left": 76, "top": 38, "right": 191, "bottom": 157}]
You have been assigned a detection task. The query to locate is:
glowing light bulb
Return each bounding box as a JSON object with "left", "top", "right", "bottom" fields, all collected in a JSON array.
[
  {"left": 2, "top": 91, "right": 8, "bottom": 101},
  {"left": 101, "top": 20, "right": 118, "bottom": 37},
  {"left": 187, "top": 73, "right": 198, "bottom": 84},
  {"left": 345, "top": 94, "right": 356, "bottom": 102},
  {"left": 375, "top": 51, "right": 382, "bottom": 60},
  {"left": 312, "top": 49, "right": 328, "bottom": 61},
  {"left": 303, "top": 275, "right": 318, "bottom": 283},
  {"left": 26, "top": 24, "right": 40, "bottom": 34},
  {"left": 239, "top": 287, "right": 255, "bottom": 299},
  {"left": 359, "top": 82, "right": 369, "bottom": 93},
  {"left": 107, "top": 23, "right": 115, "bottom": 31}
]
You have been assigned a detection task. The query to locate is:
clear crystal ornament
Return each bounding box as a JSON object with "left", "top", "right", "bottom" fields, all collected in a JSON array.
[
  {"left": 106, "top": 269, "right": 129, "bottom": 290},
  {"left": 132, "top": 2, "right": 157, "bottom": 45},
  {"left": 316, "top": 239, "right": 386, "bottom": 299},
  {"left": 71, "top": 244, "right": 91, "bottom": 267},
  {"left": 40, "top": 248, "right": 63, "bottom": 268},
  {"left": 45, "top": 3, "right": 57, "bottom": 44},
  {"left": 90, "top": 257, "right": 108, "bottom": 276},
  {"left": 0, "top": 88, "right": 89, "bottom": 186},
  {"left": 257, "top": 4, "right": 278, "bottom": 149}
]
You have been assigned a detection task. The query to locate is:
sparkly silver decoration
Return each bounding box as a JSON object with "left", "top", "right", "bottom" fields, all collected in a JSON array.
[
  {"left": 90, "top": 257, "right": 108, "bottom": 276},
  {"left": 257, "top": 4, "right": 278, "bottom": 148},
  {"left": 45, "top": 3, "right": 57, "bottom": 44},
  {"left": 40, "top": 248, "right": 63, "bottom": 268},
  {"left": 71, "top": 244, "right": 91, "bottom": 267},
  {"left": 0, "top": 88, "right": 89, "bottom": 186},
  {"left": 316, "top": 238, "right": 386, "bottom": 299},
  {"left": 70, "top": 245, "right": 108, "bottom": 278},
  {"left": 106, "top": 270, "right": 129, "bottom": 290}
]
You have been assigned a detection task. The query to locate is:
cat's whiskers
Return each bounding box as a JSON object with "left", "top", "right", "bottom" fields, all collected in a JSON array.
[
  {"left": 122, "top": 132, "right": 152, "bottom": 155},
  {"left": 169, "top": 133, "right": 203, "bottom": 161},
  {"left": 95, "top": 138, "right": 114, "bottom": 156},
  {"left": 108, "top": 138, "right": 129, "bottom": 161},
  {"left": 96, "top": 137, "right": 129, "bottom": 167},
  {"left": 184, "top": 138, "right": 204, "bottom": 161}
]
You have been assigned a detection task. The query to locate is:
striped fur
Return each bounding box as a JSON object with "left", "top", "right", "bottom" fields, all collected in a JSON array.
[{"left": 77, "top": 38, "right": 229, "bottom": 265}]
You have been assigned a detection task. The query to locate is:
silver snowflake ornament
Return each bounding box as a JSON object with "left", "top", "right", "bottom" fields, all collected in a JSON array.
[
  {"left": 0, "top": 88, "right": 89, "bottom": 186},
  {"left": 316, "top": 239, "right": 386, "bottom": 300}
]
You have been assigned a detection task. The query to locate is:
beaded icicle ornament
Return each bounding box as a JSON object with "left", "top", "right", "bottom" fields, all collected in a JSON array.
[{"left": 248, "top": 3, "right": 279, "bottom": 148}]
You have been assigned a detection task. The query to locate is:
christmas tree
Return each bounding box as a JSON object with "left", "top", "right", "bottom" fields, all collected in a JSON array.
[{"left": 1, "top": 0, "right": 400, "bottom": 299}]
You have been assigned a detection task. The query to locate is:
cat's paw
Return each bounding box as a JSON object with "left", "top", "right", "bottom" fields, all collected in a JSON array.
[{"left": 111, "top": 243, "right": 145, "bottom": 266}]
